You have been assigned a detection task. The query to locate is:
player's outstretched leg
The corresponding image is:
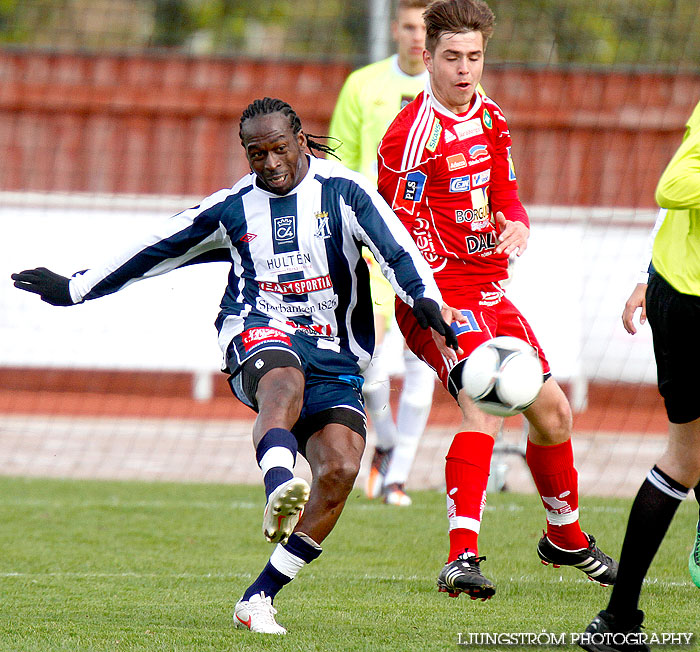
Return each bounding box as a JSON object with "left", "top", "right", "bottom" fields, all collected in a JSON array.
[
  {"left": 437, "top": 552, "right": 496, "bottom": 600},
  {"left": 537, "top": 532, "right": 618, "bottom": 586},
  {"left": 234, "top": 532, "right": 323, "bottom": 635}
]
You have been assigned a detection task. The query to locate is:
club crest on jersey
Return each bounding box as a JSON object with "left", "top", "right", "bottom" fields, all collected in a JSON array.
[
  {"left": 482, "top": 109, "right": 492, "bottom": 129},
  {"left": 392, "top": 170, "right": 427, "bottom": 214},
  {"left": 273, "top": 216, "right": 295, "bottom": 244},
  {"left": 454, "top": 118, "right": 483, "bottom": 141},
  {"left": 314, "top": 211, "right": 331, "bottom": 239},
  {"left": 446, "top": 153, "right": 468, "bottom": 171},
  {"left": 425, "top": 117, "right": 442, "bottom": 153},
  {"left": 449, "top": 175, "right": 471, "bottom": 193}
]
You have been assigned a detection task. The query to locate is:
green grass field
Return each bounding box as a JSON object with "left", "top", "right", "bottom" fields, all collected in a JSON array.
[{"left": 1, "top": 475, "right": 697, "bottom": 652}]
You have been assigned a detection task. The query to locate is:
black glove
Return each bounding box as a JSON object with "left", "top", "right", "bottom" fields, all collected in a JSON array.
[
  {"left": 11, "top": 267, "right": 73, "bottom": 306},
  {"left": 412, "top": 297, "right": 459, "bottom": 351}
]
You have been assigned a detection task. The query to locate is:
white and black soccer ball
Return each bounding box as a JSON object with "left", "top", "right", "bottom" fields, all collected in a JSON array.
[{"left": 461, "top": 336, "right": 544, "bottom": 417}]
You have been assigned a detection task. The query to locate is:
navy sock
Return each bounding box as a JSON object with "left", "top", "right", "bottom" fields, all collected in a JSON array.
[
  {"left": 256, "top": 428, "right": 298, "bottom": 500},
  {"left": 242, "top": 533, "right": 322, "bottom": 603},
  {"left": 242, "top": 561, "right": 292, "bottom": 602}
]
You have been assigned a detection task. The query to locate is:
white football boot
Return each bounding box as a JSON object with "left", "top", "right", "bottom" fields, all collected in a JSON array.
[
  {"left": 262, "top": 477, "right": 310, "bottom": 544},
  {"left": 234, "top": 592, "right": 286, "bottom": 634},
  {"left": 382, "top": 483, "right": 412, "bottom": 506}
]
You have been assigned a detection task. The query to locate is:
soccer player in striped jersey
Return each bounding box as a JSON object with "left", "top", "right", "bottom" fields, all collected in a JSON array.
[
  {"left": 377, "top": 0, "right": 617, "bottom": 600},
  {"left": 12, "top": 97, "right": 462, "bottom": 635},
  {"left": 582, "top": 100, "right": 700, "bottom": 652}
]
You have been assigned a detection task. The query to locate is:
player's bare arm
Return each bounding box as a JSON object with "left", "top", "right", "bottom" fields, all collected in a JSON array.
[
  {"left": 494, "top": 211, "right": 529, "bottom": 256},
  {"left": 621, "top": 282, "right": 648, "bottom": 335}
]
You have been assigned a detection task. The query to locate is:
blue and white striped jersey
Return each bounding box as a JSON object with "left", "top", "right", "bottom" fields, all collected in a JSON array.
[{"left": 69, "top": 156, "right": 443, "bottom": 371}]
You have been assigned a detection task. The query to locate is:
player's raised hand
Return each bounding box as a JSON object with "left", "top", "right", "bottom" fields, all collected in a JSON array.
[
  {"left": 494, "top": 211, "right": 529, "bottom": 256},
  {"left": 621, "top": 283, "right": 648, "bottom": 335},
  {"left": 11, "top": 267, "right": 73, "bottom": 306},
  {"left": 433, "top": 303, "right": 466, "bottom": 362}
]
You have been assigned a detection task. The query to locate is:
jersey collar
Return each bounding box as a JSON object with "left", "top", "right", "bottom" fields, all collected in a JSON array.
[{"left": 424, "top": 78, "right": 482, "bottom": 121}]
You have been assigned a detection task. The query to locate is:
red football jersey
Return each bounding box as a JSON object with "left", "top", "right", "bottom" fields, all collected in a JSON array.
[{"left": 377, "top": 84, "right": 529, "bottom": 290}]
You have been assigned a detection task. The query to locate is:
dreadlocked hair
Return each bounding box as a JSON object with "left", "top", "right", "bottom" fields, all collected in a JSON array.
[{"left": 239, "top": 97, "right": 340, "bottom": 159}]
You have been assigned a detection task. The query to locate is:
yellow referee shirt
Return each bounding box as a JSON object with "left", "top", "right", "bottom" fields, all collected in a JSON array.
[
  {"left": 329, "top": 55, "right": 427, "bottom": 185},
  {"left": 653, "top": 100, "right": 700, "bottom": 296}
]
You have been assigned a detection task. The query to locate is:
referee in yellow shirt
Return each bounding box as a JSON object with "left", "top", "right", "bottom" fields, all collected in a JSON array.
[{"left": 581, "top": 100, "right": 700, "bottom": 652}]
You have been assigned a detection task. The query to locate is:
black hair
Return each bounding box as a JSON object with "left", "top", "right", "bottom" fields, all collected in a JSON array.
[{"left": 239, "top": 97, "right": 339, "bottom": 159}]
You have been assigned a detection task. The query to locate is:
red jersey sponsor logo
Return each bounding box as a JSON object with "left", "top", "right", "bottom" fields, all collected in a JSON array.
[
  {"left": 455, "top": 206, "right": 490, "bottom": 224},
  {"left": 241, "top": 327, "right": 291, "bottom": 352},
  {"left": 449, "top": 175, "right": 471, "bottom": 193},
  {"left": 465, "top": 232, "right": 498, "bottom": 255},
  {"left": 454, "top": 118, "right": 483, "bottom": 141},
  {"left": 468, "top": 144, "right": 491, "bottom": 165},
  {"left": 412, "top": 217, "right": 447, "bottom": 272},
  {"left": 425, "top": 117, "right": 442, "bottom": 153},
  {"left": 392, "top": 171, "right": 427, "bottom": 214},
  {"left": 259, "top": 275, "right": 333, "bottom": 295},
  {"left": 446, "top": 153, "right": 468, "bottom": 171}
]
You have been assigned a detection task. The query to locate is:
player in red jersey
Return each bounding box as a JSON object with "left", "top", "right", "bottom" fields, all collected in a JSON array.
[{"left": 377, "top": 0, "right": 618, "bottom": 600}]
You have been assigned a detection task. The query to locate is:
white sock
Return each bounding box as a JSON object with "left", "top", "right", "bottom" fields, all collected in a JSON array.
[
  {"left": 363, "top": 351, "right": 396, "bottom": 450},
  {"left": 384, "top": 353, "right": 434, "bottom": 485}
]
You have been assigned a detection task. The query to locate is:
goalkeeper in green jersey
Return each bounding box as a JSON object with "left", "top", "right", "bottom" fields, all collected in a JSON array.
[
  {"left": 329, "top": 0, "right": 435, "bottom": 507},
  {"left": 582, "top": 100, "right": 700, "bottom": 651}
]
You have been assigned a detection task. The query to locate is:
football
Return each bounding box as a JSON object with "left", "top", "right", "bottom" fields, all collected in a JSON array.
[{"left": 461, "top": 336, "right": 544, "bottom": 417}]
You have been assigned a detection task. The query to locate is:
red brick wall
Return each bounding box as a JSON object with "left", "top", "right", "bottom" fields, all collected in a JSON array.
[{"left": 1, "top": 51, "right": 698, "bottom": 207}]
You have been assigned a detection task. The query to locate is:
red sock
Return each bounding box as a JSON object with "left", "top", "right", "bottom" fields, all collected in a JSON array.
[
  {"left": 445, "top": 431, "right": 494, "bottom": 562},
  {"left": 526, "top": 439, "right": 588, "bottom": 549}
]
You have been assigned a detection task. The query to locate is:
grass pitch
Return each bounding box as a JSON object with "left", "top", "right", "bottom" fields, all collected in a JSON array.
[{"left": 1, "top": 475, "right": 697, "bottom": 652}]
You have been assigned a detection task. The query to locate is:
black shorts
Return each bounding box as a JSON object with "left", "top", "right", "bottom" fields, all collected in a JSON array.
[{"left": 646, "top": 272, "right": 700, "bottom": 424}]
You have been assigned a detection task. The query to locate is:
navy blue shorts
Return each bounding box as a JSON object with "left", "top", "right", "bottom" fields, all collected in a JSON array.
[
  {"left": 225, "top": 327, "right": 366, "bottom": 454},
  {"left": 646, "top": 272, "right": 700, "bottom": 424}
]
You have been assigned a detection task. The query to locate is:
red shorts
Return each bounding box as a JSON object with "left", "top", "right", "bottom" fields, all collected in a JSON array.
[{"left": 396, "top": 282, "right": 550, "bottom": 399}]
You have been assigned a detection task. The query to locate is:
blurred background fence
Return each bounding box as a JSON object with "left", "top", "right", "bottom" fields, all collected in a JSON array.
[{"left": 1, "top": 0, "right": 699, "bottom": 493}]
